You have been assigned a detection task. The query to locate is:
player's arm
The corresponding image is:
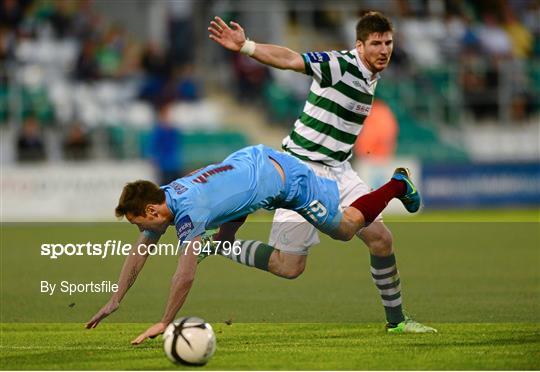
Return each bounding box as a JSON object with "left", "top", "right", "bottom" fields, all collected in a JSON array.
[
  {"left": 131, "top": 236, "right": 200, "bottom": 345},
  {"left": 85, "top": 232, "right": 158, "bottom": 329},
  {"left": 208, "top": 16, "right": 305, "bottom": 73}
]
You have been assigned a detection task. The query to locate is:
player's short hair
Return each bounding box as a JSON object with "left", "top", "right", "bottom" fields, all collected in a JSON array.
[
  {"left": 115, "top": 180, "right": 165, "bottom": 218},
  {"left": 356, "top": 11, "right": 393, "bottom": 42}
]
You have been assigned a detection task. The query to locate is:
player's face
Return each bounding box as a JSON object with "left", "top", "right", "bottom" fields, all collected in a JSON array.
[
  {"left": 356, "top": 32, "right": 393, "bottom": 74},
  {"left": 127, "top": 209, "right": 168, "bottom": 234}
]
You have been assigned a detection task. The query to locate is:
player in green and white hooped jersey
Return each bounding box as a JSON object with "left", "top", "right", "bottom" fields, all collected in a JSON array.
[{"left": 209, "top": 12, "right": 436, "bottom": 333}]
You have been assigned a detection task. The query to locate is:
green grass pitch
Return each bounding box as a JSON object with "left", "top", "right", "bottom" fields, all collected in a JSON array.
[
  {"left": 1, "top": 209, "right": 539, "bottom": 370},
  {"left": 1, "top": 323, "right": 538, "bottom": 370}
]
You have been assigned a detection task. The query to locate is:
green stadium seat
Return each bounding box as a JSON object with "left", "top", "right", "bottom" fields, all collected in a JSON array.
[
  {"left": 0, "top": 85, "right": 8, "bottom": 125},
  {"left": 181, "top": 131, "right": 250, "bottom": 170},
  {"left": 131, "top": 127, "right": 250, "bottom": 169},
  {"left": 263, "top": 82, "right": 302, "bottom": 124}
]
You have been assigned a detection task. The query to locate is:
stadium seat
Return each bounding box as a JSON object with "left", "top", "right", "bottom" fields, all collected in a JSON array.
[
  {"left": 168, "top": 101, "right": 222, "bottom": 131},
  {"left": 123, "top": 101, "right": 155, "bottom": 129}
]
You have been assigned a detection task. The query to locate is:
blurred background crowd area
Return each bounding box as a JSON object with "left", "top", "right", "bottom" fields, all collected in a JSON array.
[{"left": 1, "top": 0, "right": 539, "bottom": 174}]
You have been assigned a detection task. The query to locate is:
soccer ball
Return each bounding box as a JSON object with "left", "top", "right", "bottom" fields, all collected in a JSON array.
[{"left": 163, "top": 317, "right": 216, "bottom": 365}]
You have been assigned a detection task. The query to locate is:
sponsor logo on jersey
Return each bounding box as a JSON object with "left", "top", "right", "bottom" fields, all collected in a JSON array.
[
  {"left": 192, "top": 164, "right": 234, "bottom": 184},
  {"left": 170, "top": 181, "right": 187, "bottom": 195},
  {"left": 176, "top": 215, "right": 194, "bottom": 241},
  {"left": 352, "top": 102, "right": 371, "bottom": 115},
  {"left": 305, "top": 52, "right": 330, "bottom": 63}
]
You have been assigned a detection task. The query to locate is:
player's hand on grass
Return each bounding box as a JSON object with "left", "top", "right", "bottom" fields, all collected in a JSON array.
[
  {"left": 208, "top": 16, "right": 246, "bottom": 52},
  {"left": 85, "top": 299, "right": 119, "bottom": 329},
  {"left": 131, "top": 322, "right": 167, "bottom": 345}
]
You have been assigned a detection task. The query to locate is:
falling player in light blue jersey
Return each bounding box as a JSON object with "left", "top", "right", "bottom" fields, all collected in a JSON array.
[
  {"left": 139, "top": 144, "right": 345, "bottom": 244},
  {"left": 86, "top": 144, "right": 420, "bottom": 344}
]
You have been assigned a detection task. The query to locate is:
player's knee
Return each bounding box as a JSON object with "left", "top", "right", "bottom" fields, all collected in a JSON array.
[
  {"left": 270, "top": 251, "right": 306, "bottom": 279},
  {"left": 280, "top": 264, "right": 305, "bottom": 279},
  {"left": 366, "top": 229, "right": 393, "bottom": 255},
  {"left": 280, "top": 256, "right": 306, "bottom": 279}
]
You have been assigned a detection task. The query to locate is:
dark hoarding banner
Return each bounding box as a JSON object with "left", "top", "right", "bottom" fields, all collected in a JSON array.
[{"left": 422, "top": 162, "right": 540, "bottom": 208}]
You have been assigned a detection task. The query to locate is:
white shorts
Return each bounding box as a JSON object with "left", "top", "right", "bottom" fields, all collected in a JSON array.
[{"left": 268, "top": 160, "right": 383, "bottom": 255}]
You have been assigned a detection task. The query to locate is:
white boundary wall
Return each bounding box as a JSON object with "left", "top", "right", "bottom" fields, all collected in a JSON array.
[
  {"left": 2, "top": 162, "right": 154, "bottom": 221},
  {"left": 2, "top": 158, "right": 421, "bottom": 221}
]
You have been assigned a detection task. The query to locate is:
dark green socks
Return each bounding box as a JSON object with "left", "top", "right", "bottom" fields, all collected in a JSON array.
[
  {"left": 220, "top": 240, "right": 275, "bottom": 271},
  {"left": 370, "top": 253, "right": 405, "bottom": 325}
]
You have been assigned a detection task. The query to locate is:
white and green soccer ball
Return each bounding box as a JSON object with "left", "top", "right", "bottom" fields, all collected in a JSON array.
[{"left": 163, "top": 317, "right": 216, "bottom": 366}]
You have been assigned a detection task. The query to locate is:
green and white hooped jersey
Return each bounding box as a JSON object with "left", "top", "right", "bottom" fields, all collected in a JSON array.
[{"left": 282, "top": 49, "right": 380, "bottom": 166}]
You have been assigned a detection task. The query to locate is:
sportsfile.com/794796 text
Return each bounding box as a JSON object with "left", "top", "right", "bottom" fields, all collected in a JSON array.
[{"left": 40, "top": 240, "right": 242, "bottom": 259}]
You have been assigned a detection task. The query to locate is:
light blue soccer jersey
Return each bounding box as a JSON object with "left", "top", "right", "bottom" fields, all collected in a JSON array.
[{"left": 144, "top": 145, "right": 342, "bottom": 242}]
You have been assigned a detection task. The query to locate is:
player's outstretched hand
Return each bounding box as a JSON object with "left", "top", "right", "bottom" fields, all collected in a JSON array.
[
  {"left": 131, "top": 322, "right": 167, "bottom": 345},
  {"left": 208, "top": 16, "right": 246, "bottom": 52},
  {"left": 85, "top": 299, "right": 119, "bottom": 329}
]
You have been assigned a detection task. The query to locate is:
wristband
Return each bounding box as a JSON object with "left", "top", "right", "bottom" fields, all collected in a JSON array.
[{"left": 240, "top": 39, "right": 256, "bottom": 56}]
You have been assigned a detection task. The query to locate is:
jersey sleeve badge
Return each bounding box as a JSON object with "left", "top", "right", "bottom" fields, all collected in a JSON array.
[
  {"left": 176, "top": 215, "right": 194, "bottom": 242},
  {"left": 304, "top": 51, "right": 330, "bottom": 63}
]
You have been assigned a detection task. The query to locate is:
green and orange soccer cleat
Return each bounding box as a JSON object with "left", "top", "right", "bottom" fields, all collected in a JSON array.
[{"left": 392, "top": 167, "right": 421, "bottom": 213}]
